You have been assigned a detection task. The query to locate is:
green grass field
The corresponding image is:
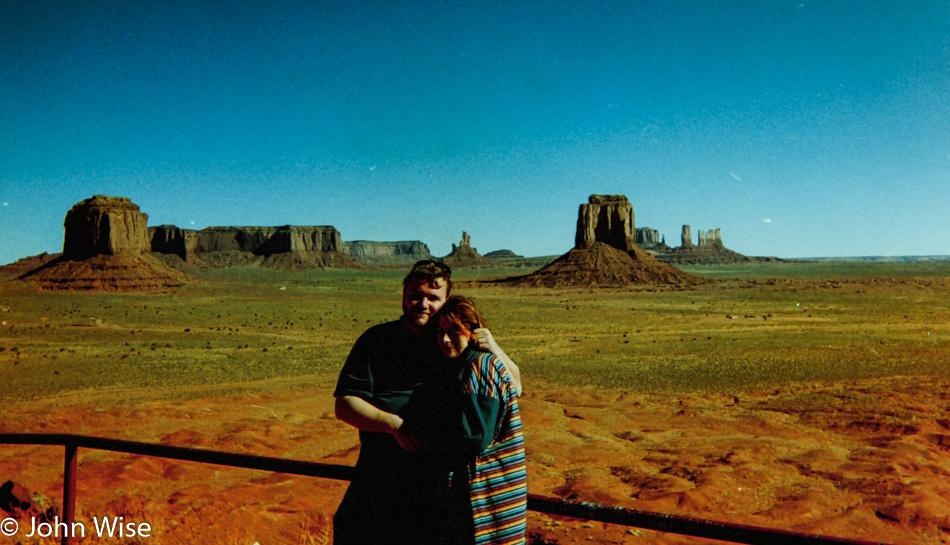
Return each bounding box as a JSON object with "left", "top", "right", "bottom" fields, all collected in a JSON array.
[{"left": 1, "top": 261, "right": 948, "bottom": 399}]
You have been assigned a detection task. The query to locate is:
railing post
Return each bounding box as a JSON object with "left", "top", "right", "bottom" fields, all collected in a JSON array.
[{"left": 62, "top": 440, "right": 77, "bottom": 545}]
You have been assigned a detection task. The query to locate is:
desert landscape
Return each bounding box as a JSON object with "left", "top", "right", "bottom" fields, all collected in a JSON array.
[
  {"left": 1, "top": 195, "right": 949, "bottom": 544},
  {"left": 7, "top": 2, "right": 950, "bottom": 543}
]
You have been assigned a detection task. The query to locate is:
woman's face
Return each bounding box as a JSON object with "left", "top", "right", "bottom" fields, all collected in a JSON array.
[{"left": 436, "top": 314, "right": 470, "bottom": 359}]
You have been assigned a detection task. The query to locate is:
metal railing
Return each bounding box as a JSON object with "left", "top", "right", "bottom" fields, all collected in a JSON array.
[{"left": 0, "top": 434, "right": 894, "bottom": 545}]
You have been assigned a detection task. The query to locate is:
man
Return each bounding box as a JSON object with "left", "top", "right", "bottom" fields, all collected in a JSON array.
[{"left": 333, "top": 260, "right": 518, "bottom": 545}]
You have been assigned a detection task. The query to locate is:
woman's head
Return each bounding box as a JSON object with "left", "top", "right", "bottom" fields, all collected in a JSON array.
[{"left": 435, "top": 296, "right": 486, "bottom": 359}]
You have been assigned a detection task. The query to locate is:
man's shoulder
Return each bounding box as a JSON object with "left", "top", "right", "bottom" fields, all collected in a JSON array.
[
  {"left": 350, "top": 319, "right": 435, "bottom": 363},
  {"left": 337, "top": 319, "right": 411, "bottom": 397},
  {"left": 356, "top": 319, "right": 406, "bottom": 341}
]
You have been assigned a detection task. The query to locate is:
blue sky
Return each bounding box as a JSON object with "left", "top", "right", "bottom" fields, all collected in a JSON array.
[{"left": 2, "top": 0, "right": 948, "bottom": 265}]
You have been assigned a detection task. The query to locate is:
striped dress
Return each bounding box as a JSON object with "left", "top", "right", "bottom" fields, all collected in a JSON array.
[{"left": 450, "top": 350, "right": 527, "bottom": 545}]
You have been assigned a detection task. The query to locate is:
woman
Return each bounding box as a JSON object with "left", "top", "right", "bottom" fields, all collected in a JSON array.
[{"left": 404, "top": 296, "right": 527, "bottom": 545}]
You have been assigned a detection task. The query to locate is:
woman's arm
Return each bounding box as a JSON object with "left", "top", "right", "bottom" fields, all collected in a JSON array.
[
  {"left": 471, "top": 328, "right": 523, "bottom": 396},
  {"left": 427, "top": 353, "right": 514, "bottom": 465},
  {"left": 428, "top": 388, "right": 504, "bottom": 463}
]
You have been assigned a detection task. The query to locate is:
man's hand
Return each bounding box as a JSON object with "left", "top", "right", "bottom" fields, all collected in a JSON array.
[
  {"left": 336, "top": 396, "right": 403, "bottom": 433},
  {"left": 335, "top": 396, "right": 426, "bottom": 452},
  {"left": 471, "top": 327, "right": 500, "bottom": 354},
  {"left": 393, "top": 422, "right": 423, "bottom": 453}
]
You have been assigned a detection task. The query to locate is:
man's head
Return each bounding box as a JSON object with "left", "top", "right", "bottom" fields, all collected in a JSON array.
[{"left": 401, "top": 260, "right": 452, "bottom": 332}]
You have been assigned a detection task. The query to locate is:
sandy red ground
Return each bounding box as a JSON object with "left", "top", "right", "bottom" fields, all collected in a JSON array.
[{"left": 1, "top": 374, "right": 948, "bottom": 544}]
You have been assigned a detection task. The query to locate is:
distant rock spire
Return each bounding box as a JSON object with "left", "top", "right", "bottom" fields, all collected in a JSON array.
[
  {"left": 442, "top": 231, "right": 492, "bottom": 267},
  {"left": 681, "top": 225, "right": 694, "bottom": 249}
]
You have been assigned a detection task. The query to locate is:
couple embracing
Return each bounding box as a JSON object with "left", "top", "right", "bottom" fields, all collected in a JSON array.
[{"left": 333, "top": 260, "right": 527, "bottom": 545}]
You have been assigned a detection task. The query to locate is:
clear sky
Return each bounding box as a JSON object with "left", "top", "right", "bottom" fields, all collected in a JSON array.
[{"left": 2, "top": 0, "right": 948, "bottom": 266}]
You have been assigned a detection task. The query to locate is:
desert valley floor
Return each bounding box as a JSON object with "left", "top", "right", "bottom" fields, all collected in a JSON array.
[{"left": 0, "top": 262, "right": 948, "bottom": 544}]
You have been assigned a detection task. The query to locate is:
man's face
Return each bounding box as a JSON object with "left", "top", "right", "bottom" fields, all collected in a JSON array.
[{"left": 402, "top": 277, "right": 448, "bottom": 331}]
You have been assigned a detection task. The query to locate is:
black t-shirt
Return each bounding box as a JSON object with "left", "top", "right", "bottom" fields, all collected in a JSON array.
[
  {"left": 334, "top": 319, "right": 441, "bottom": 481},
  {"left": 333, "top": 319, "right": 443, "bottom": 545}
]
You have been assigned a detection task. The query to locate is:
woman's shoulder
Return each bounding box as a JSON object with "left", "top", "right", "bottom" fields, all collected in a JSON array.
[
  {"left": 463, "top": 350, "right": 513, "bottom": 385},
  {"left": 466, "top": 348, "right": 500, "bottom": 368}
]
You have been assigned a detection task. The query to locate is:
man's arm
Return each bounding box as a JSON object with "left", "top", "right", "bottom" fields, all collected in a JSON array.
[
  {"left": 472, "top": 328, "right": 522, "bottom": 396},
  {"left": 334, "top": 395, "right": 422, "bottom": 452}
]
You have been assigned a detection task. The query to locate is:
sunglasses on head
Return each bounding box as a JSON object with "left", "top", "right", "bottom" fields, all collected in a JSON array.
[{"left": 411, "top": 260, "right": 451, "bottom": 274}]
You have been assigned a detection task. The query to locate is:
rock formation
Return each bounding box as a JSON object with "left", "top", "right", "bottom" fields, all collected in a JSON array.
[
  {"left": 635, "top": 228, "right": 660, "bottom": 247},
  {"left": 636, "top": 224, "right": 764, "bottom": 263},
  {"left": 635, "top": 228, "right": 670, "bottom": 252},
  {"left": 0, "top": 480, "right": 58, "bottom": 524},
  {"left": 151, "top": 225, "right": 342, "bottom": 256},
  {"left": 504, "top": 195, "right": 698, "bottom": 287},
  {"left": 484, "top": 249, "right": 523, "bottom": 259},
  {"left": 62, "top": 196, "right": 152, "bottom": 258},
  {"left": 442, "top": 232, "right": 495, "bottom": 268},
  {"left": 150, "top": 225, "right": 188, "bottom": 259},
  {"left": 681, "top": 225, "right": 694, "bottom": 249},
  {"left": 659, "top": 225, "right": 752, "bottom": 264},
  {"left": 19, "top": 196, "right": 189, "bottom": 291},
  {"left": 149, "top": 225, "right": 361, "bottom": 270},
  {"left": 342, "top": 240, "right": 434, "bottom": 266},
  {"left": 479, "top": 249, "right": 555, "bottom": 270},
  {"left": 575, "top": 195, "right": 636, "bottom": 252},
  {"left": 257, "top": 249, "right": 361, "bottom": 270},
  {"left": 0, "top": 252, "right": 59, "bottom": 281},
  {"left": 704, "top": 228, "right": 724, "bottom": 249}
]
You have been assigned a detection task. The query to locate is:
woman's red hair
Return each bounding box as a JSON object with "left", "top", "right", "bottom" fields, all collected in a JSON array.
[{"left": 440, "top": 295, "right": 486, "bottom": 337}]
